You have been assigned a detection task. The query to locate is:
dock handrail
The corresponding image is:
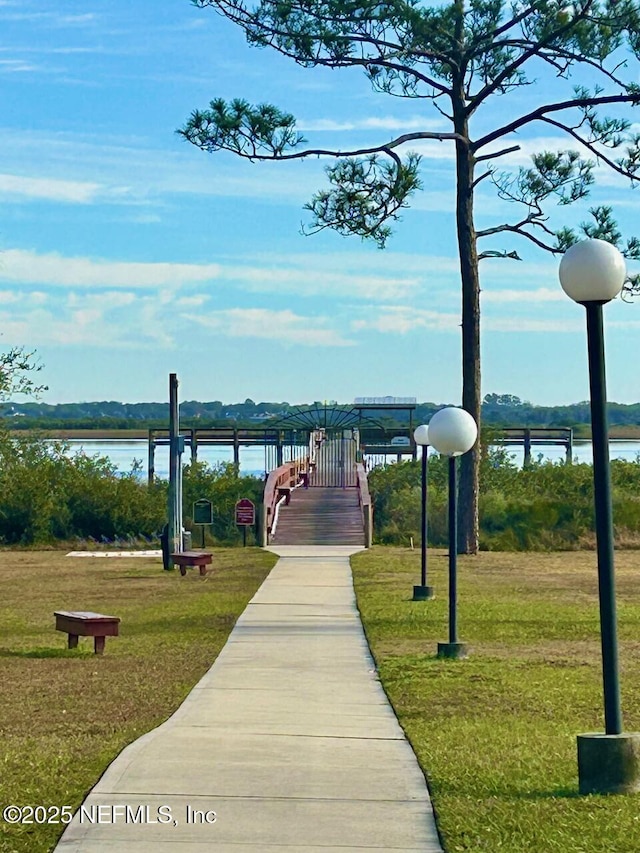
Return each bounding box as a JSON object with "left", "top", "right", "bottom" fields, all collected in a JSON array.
[
  {"left": 498, "top": 427, "right": 573, "bottom": 464},
  {"left": 262, "top": 458, "right": 307, "bottom": 544},
  {"left": 355, "top": 463, "right": 372, "bottom": 548}
]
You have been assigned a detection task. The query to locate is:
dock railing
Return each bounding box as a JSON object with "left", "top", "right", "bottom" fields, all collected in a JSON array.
[
  {"left": 499, "top": 427, "right": 573, "bottom": 465},
  {"left": 355, "top": 463, "right": 373, "bottom": 548},
  {"left": 262, "top": 458, "right": 307, "bottom": 545}
]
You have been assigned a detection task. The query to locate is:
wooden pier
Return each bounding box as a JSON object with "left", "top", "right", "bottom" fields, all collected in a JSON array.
[
  {"left": 500, "top": 427, "right": 573, "bottom": 465},
  {"left": 147, "top": 424, "right": 575, "bottom": 485},
  {"left": 147, "top": 427, "right": 308, "bottom": 484}
]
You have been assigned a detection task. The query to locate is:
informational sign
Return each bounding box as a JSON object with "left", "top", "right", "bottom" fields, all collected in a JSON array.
[
  {"left": 235, "top": 498, "right": 255, "bottom": 526},
  {"left": 193, "top": 499, "right": 213, "bottom": 525}
]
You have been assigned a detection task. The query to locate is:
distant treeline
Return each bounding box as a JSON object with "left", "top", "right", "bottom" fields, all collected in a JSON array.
[{"left": 3, "top": 394, "right": 640, "bottom": 431}]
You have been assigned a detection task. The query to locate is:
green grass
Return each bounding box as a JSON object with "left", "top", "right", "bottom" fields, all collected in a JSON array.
[
  {"left": 351, "top": 547, "right": 640, "bottom": 853},
  {"left": 0, "top": 548, "right": 277, "bottom": 853}
]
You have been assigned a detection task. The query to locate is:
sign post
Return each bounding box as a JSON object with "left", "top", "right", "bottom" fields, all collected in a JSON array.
[
  {"left": 235, "top": 498, "right": 256, "bottom": 547},
  {"left": 193, "top": 499, "right": 213, "bottom": 548}
]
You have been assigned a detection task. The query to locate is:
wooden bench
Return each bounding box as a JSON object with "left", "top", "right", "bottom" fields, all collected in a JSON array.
[
  {"left": 54, "top": 610, "right": 120, "bottom": 655},
  {"left": 170, "top": 550, "right": 213, "bottom": 577}
]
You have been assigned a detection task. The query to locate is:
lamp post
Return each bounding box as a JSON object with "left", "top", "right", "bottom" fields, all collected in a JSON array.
[
  {"left": 559, "top": 238, "right": 640, "bottom": 795},
  {"left": 412, "top": 424, "right": 433, "bottom": 601},
  {"left": 428, "top": 407, "right": 477, "bottom": 660}
]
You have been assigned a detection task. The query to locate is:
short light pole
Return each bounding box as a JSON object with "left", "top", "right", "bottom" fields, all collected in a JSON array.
[
  {"left": 428, "top": 407, "right": 477, "bottom": 660},
  {"left": 559, "top": 238, "right": 640, "bottom": 795},
  {"left": 412, "top": 424, "right": 433, "bottom": 601}
]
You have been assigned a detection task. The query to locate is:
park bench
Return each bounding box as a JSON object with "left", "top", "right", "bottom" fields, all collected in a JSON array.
[
  {"left": 170, "top": 550, "right": 213, "bottom": 577},
  {"left": 54, "top": 610, "right": 120, "bottom": 655}
]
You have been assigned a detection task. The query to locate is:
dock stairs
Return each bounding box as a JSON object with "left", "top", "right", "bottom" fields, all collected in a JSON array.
[{"left": 270, "top": 486, "right": 365, "bottom": 546}]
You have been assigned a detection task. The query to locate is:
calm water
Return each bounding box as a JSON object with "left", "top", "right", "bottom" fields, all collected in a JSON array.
[{"left": 56, "top": 438, "right": 640, "bottom": 479}]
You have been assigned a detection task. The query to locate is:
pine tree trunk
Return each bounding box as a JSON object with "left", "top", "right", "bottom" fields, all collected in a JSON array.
[{"left": 453, "top": 111, "right": 481, "bottom": 555}]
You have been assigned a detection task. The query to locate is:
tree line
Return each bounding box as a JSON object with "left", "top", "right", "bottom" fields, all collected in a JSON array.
[{"left": 4, "top": 396, "right": 640, "bottom": 431}]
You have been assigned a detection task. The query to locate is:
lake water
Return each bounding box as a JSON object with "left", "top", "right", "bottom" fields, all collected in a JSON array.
[{"left": 56, "top": 438, "right": 640, "bottom": 480}]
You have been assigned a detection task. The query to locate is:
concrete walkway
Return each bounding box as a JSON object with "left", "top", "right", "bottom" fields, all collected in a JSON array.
[{"left": 56, "top": 546, "right": 443, "bottom": 852}]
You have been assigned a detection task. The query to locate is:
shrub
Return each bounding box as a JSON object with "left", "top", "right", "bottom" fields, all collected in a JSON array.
[
  {"left": 0, "top": 432, "right": 166, "bottom": 544},
  {"left": 368, "top": 445, "right": 640, "bottom": 551},
  {"left": 181, "top": 461, "right": 264, "bottom": 545}
]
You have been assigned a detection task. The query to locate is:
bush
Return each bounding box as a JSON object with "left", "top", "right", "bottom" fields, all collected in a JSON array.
[
  {"left": 0, "top": 431, "right": 269, "bottom": 547},
  {"left": 181, "top": 461, "right": 264, "bottom": 545},
  {"left": 0, "top": 432, "right": 166, "bottom": 544},
  {"left": 368, "top": 444, "right": 640, "bottom": 551}
]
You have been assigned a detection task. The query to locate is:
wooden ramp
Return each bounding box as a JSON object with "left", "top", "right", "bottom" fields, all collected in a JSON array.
[{"left": 271, "top": 487, "right": 365, "bottom": 546}]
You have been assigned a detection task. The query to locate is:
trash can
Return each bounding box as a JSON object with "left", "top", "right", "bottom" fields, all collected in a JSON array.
[
  {"left": 160, "top": 523, "right": 170, "bottom": 571},
  {"left": 182, "top": 529, "right": 192, "bottom": 551}
]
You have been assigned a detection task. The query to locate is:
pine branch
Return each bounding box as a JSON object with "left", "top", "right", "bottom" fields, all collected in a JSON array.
[
  {"left": 473, "top": 93, "right": 640, "bottom": 153},
  {"left": 540, "top": 115, "right": 639, "bottom": 181},
  {"left": 302, "top": 151, "right": 423, "bottom": 248},
  {"left": 179, "top": 99, "right": 462, "bottom": 161},
  {"left": 467, "top": 0, "right": 596, "bottom": 109}
]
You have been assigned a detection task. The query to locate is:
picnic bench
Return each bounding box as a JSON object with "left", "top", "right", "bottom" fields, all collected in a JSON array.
[
  {"left": 54, "top": 610, "right": 120, "bottom": 655},
  {"left": 170, "top": 550, "right": 213, "bottom": 577}
]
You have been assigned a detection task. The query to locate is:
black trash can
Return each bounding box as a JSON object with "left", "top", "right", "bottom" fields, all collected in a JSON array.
[{"left": 160, "top": 523, "right": 170, "bottom": 570}]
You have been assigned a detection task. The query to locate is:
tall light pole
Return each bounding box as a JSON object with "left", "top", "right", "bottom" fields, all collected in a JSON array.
[
  {"left": 428, "top": 407, "right": 477, "bottom": 660},
  {"left": 559, "top": 238, "right": 640, "bottom": 795},
  {"left": 412, "top": 424, "right": 433, "bottom": 601}
]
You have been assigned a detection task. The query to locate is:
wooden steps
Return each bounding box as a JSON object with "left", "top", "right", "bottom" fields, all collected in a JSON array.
[{"left": 270, "top": 487, "right": 365, "bottom": 546}]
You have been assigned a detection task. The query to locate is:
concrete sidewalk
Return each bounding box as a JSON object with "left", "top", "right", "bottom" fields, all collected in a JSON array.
[{"left": 55, "top": 546, "right": 443, "bottom": 852}]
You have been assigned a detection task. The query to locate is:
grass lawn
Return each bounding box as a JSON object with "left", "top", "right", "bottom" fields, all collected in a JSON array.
[
  {"left": 0, "top": 548, "right": 277, "bottom": 853},
  {"left": 351, "top": 546, "right": 640, "bottom": 853}
]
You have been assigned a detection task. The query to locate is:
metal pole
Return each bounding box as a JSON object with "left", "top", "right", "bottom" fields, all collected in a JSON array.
[
  {"left": 233, "top": 429, "right": 240, "bottom": 471},
  {"left": 420, "top": 446, "right": 428, "bottom": 588},
  {"left": 190, "top": 429, "right": 197, "bottom": 465},
  {"left": 449, "top": 456, "right": 458, "bottom": 645},
  {"left": 168, "top": 373, "right": 180, "bottom": 567},
  {"left": 524, "top": 428, "right": 532, "bottom": 467},
  {"left": 585, "top": 301, "right": 623, "bottom": 735},
  {"left": 148, "top": 430, "right": 155, "bottom": 486}
]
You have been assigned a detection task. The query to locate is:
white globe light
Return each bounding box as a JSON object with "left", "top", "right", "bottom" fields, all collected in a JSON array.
[
  {"left": 559, "top": 238, "right": 626, "bottom": 303},
  {"left": 413, "top": 424, "right": 429, "bottom": 446},
  {"left": 428, "top": 407, "right": 477, "bottom": 457}
]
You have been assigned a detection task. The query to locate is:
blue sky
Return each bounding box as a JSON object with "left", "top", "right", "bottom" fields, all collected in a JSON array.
[{"left": 2, "top": 0, "right": 639, "bottom": 407}]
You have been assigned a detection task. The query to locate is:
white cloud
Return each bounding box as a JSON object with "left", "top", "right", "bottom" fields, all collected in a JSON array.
[
  {"left": 184, "top": 308, "right": 355, "bottom": 347},
  {"left": 67, "top": 291, "right": 137, "bottom": 309},
  {"left": 350, "top": 300, "right": 616, "bottom": 335},
  {"left": 0, "top": 249, "right": 222, "bottom": 288},
  {"left": 0, "top": 173, "right": 100, "bottom": 203},
  {"left": 0, "top": 290, "right": 177, "bottom": 349},
  {"left": 484, "top": 317, "right": 584, "bottom": 332},
  {"left": 224, "top": 263, "right": 421, "bottom": 301},
  {"left": 0, "top": 10, "right": 97, "bottom": 25},
  {"left": 482, "top": 287, "right": 565, "bottom": 303},
  {"left": 298, "top": 116, "right": 447, "bottom": 133},
  {"left": 0, "top": 289, "right": 48, "bottom": 305},
  {"left": 608, "top": 319, "right": 640, "bottom": 328},
  {"left": 0, "top": 247, "right": 430, "bottom": 301},
  {"left": 352, "top": 306, "right": 460, "bottom": 333},
  {"left": 175, "top": 294, "right": 209, "bottom": 307},
  {"left": 57, "top": 14, "right": 98, "bottom": 26},
  {"left": 0, "top": 58, "right": 40, "bottom": 73}
]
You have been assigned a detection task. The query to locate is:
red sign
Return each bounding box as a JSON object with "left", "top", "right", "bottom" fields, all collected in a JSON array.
[{"left": 235, "top": 498, "right": 255, "bottom": 526}]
